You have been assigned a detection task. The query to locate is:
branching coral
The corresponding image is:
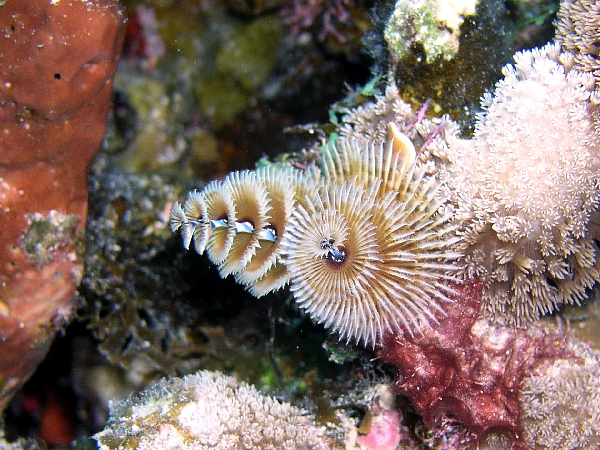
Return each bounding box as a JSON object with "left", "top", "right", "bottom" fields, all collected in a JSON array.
[{"left": 94, "top": 370, "right": 329, "bottom": 449}]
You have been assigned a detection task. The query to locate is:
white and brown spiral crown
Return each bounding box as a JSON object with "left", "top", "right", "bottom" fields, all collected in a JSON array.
[
  {"left": 280, "top": 125, "right": 460, "bottom": 346},
  {"left": 170, "top": 124, "right": 461, "bottom": 346},
  {"left": 170, "top": 166, "right": 306, "bottom": 296}
]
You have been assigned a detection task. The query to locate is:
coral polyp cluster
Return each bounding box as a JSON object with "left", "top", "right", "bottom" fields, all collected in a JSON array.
[
  {"left": 171, "top": 126, "right": 460, "bottom": 346},
  {"left": 332, "top": 42, "right": 600, "bottom": 328},
  {"left": 438, "top": 43, "right": 600, "bottom": 325},
  {"left": 94, "top": 370, "right": 329, "bottom": 449}
]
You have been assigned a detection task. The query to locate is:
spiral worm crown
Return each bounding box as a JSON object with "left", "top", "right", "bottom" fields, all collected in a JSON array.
[{"left": 170, "top": 125, "right": 460, "bottom": 346}]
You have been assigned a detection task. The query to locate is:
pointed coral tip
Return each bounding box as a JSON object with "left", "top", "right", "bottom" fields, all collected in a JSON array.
[{"left": 387, "top": 122, "right": 416, "bottom": 167}]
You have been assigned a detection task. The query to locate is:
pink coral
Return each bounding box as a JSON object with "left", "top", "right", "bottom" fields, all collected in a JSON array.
[
  {"left": 281, "top": 0, "right": 354, "bottom": 43},
  {"left": 357, "top": 408, "right": 404, "bottom": 450},
  {"left": 355, "top": 384, "right": 415, "bottom": 450},
  {"left": 380, "top": 280, "right": 571, "bottom": 448}
]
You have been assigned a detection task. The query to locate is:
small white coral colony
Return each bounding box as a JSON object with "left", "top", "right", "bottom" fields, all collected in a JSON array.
[
  {"left": 520, "top": 340, "right": 600, "bottom": 449},
  {"left": 170, "top": 125, "right": 460, "bottom": 346},
  {"left": 439, "top": 43, "right": 600, "bottom": 324},
  {"left": 481, "top": 338, "right": 600, "bottom": 450},
  {"left": 93, "top": 370, "right": 328, "bottom": 450}
]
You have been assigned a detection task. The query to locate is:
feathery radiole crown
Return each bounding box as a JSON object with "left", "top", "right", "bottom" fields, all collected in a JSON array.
[{"left": 170, "top": 124, "right": 460, "bottom": 346}]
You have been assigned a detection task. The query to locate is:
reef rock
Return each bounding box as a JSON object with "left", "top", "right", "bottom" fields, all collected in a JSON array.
[{"left": 0, "top": 0, "right": 126, "bottom": 410}]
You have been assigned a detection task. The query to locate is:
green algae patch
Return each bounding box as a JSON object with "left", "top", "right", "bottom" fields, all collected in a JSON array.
[
  {"left": 216, "top": 16, "right": 283, "bottom": 91},
  {"left": 194, "top": 15, "right": 283, "bottom": 126},
  {"left": 194, "top": 73, "right": 249, "bottom": 126}
]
